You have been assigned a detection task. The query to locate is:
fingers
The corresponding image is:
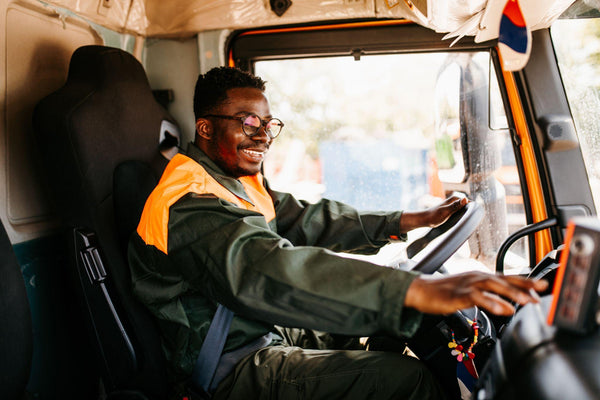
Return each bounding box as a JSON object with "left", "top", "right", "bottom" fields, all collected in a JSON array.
[
  {"left": 444, "top": 197, "right": 467, "bottom": 215},
  {"left": 425, "top": 196, "right": 468, "bottom": 227},
  {"left": 464, "top": 274, "right": 548, "bottom": 315},
  {"left": 404, "top": 272, "right": 548, "bottom": 317},
  {"left": 472, "top": 273, "right": 547, "bottom": 303},
  {"left": 452, "top": 196, "right": 468, "bottom": 210},
  {"left": 470, "top": 290, "right": 516, "bottom": 316},
  {"left": 402, "top": 195, "right": 469, "bottom": 230},
  {"left": 503, "top": 274, "right": 549, "bottom": 293},
  {"left": 441, "top": 195, "right": 468, "bottom": 214},
  {"left": 474, "top": 276, "right": 534, "bottom": 304},
  {"left": 439, "top": 195, "right": 462, "bottom": 208},
  {"left": 442, "top": 194, "right": 468, "bottom": 207}
]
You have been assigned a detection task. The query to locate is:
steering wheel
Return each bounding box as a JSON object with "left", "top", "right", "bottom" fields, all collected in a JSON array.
[
  {"left": 405, "top": 200, "right": 484, "bottom": 274},
  {"left": 402, "top": 201, "right": 497, "bottom": 392},
  {"left": 379, "top": 201, "right": 493, "bottom": 394}
]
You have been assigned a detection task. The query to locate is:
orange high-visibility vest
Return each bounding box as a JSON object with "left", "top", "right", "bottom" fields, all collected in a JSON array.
[{"left": 137, "top": 153, "right": 275, "bottom": 254}]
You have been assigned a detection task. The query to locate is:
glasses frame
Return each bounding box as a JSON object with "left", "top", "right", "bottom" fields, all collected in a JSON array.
[{"left": 204, "top": 113, "right": 284, "bottom": 139}]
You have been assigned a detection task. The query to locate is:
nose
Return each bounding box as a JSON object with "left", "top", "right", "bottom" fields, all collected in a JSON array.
[{"left": 251, "top": 124, "right": 272, "bottom": 144}]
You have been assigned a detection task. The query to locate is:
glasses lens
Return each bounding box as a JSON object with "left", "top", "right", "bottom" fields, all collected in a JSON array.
[
  {"left": 266, "top": 119, "right": 283, "bottom": 137},
  {"left": 242, "top": 115, "right": 261, "bottom": 135}
]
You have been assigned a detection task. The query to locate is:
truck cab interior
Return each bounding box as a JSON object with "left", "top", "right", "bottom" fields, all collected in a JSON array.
[{"left": 1, "top": 0, "right": 600, "bottom": 399}]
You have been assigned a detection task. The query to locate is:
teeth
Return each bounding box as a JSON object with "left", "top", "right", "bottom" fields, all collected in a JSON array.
[{"left": 242, "top": 149, "right": 266, "bottom": 159}]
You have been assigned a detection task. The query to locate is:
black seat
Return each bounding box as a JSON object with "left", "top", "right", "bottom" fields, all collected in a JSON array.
[
  {"left": 32, "top": 45, "right": 180, "bottom": 399},
  {"left": 0, "top": 217, "right": 33, "bottom": 400}
]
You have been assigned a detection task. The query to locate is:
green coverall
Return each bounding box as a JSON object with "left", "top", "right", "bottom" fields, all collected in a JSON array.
[{"left": 128, "top": 143, "right": 445, "bottom": 399}]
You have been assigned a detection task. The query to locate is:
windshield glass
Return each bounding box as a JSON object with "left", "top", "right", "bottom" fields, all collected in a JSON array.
[{"left": 255, "top": 51, "right": 528, "bottom": 273}]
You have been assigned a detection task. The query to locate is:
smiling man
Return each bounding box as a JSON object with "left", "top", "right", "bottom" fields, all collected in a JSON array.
[
  {"left": 129, "top": 67, "right": 546, "bottom": 400},
  {"left": 197, "top": 86, "right": 280, "bottom": 177}
]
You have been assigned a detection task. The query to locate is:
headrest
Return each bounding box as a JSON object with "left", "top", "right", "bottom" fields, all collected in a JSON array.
[
  {"left": 67, "top": 45, "right": 152, "bottom": 89},
  {"left": 33, "top": 45, "right": 179, "bottom": 222}
]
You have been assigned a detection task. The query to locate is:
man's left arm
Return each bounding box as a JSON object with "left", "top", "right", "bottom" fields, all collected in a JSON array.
[
  {"left": 270, "top": 189, "right": 403, "bottom": 254},
  {"left": 270, "top": 189, "right": 468, "bottom": 254}
]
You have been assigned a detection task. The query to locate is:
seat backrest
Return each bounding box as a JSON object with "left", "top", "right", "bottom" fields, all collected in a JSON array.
[
  {"left": 0, "top": 217, "right": 33, "bottom": 400},
  {"left": 32, "top": 45, "right": 180, "bottom": 399},
  {"left": 114, "top": 160, "right": 162, "bottom": 257}
]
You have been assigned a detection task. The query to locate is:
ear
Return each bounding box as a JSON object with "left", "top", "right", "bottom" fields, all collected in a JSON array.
[{"left": 195, "top": 118, "right": 213, "bottom": 140}]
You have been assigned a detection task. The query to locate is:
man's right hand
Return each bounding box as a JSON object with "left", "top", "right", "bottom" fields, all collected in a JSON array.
[{"left": 404, "top": 272, "right": 549, "bottom": 316}]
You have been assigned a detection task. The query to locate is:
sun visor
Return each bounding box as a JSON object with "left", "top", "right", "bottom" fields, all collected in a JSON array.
[
  {"left": 377, "top": 0, "right": 486, "bottom": 33},
  {"left": 379, "top": 0, "right": 577, "bottom": 43},
  {"left": 474, "top": 0, "right": 576, "bottom": 43}
]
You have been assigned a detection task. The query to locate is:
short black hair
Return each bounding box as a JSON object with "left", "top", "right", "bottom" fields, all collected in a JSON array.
[{"left": 193, "top": 67, "right": 266, "bottom": 120}]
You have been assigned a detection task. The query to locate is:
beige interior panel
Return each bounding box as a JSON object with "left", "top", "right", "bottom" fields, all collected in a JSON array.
[
  {"left": 41, "top": 0, "right": 576, "bottom": 40},
  {"left": 37, "top": 0, "right": 134, "bottom": 32},
  {"left": 143, "top": 0, "right": 376, "bottom": 37},
  {"left": 5, "top": 2, "right": 102, "bottom": 226},
  {"left": 145, "top": 37, "right": 199, "bottom": 143}
]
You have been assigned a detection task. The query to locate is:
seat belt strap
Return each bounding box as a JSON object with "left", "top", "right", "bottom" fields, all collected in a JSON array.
[{"left": 191, "top": 303, "right": 234, "bottom": 393}]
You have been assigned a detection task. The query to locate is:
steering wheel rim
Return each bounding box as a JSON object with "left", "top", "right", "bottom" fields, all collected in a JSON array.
[{"left": 408, "top": 201, "right": 484, "bottom": 274}]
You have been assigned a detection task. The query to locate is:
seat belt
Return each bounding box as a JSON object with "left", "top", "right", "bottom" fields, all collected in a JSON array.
[{"left": 191, "top": 303, "right": 234, "bottom": 394}]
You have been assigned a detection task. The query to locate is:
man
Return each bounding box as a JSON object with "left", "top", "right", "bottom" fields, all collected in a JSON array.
[{"left": 129, "top": 67, "right": 547, "bottom": 399}]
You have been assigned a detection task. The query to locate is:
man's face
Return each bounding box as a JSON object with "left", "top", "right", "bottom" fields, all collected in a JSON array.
[{"left": 202, "top": 87, "right": 273, "bottom": 177}]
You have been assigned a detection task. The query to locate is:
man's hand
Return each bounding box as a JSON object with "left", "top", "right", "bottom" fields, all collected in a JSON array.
[
  {"left": 404, "top": 272, "right": 549, "bottom": 316},
  {"left": 399, "top": 195, "right": 468, "bottom": 233}
]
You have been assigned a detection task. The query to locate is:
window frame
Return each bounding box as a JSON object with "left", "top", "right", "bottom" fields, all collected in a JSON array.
[{"left": 229, "top": 21, "right": 494, "bottom": 69}]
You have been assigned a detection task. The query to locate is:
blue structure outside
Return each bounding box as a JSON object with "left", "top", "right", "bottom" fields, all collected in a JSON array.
[{"left": 320, "top": 140, "right": 430, "bottom": 212}]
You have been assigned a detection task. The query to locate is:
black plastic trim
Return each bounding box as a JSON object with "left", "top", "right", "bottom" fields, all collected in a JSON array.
[
  {"left": 230, "top": 22, "right": 497, "bottom": 70},
  {"left": 522, "top": 29, "right": 596, "bottom": 234},
  {"left": 496, "top": 218, "right": 559, "bottom": 274}
]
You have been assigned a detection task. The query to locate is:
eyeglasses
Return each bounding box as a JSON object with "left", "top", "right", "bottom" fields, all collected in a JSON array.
[{"left": 204, "top": 113, "right": 284, "bottom": 139}]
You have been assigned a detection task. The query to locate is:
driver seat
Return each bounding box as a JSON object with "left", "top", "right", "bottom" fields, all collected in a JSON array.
[{"left": 32, "top": 45, "right": 180, "bottom": 399}]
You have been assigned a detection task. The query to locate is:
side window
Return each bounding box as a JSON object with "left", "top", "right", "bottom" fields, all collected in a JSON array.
[
  {"left": 551, "top": 19, "right": 600, "bottom": 212},
  {"left": 255, "top": 50, "right": 527, "bottom": 272}
]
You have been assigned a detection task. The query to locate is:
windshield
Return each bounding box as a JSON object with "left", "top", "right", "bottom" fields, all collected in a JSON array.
[{"left": 255, "top": 51, "right": 528, "bottom": 273}]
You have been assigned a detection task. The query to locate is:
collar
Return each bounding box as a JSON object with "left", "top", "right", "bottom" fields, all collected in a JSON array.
[{"left": 186, "top": 143, "right": 255, "bottom": 205}]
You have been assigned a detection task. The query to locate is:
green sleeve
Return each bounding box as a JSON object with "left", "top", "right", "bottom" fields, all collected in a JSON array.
[
  {"left": 166, "top": 193, "right": 422, "bottom": 338},
  {"left": 269, "top": 189, "right": 407, "bottom": 254}
]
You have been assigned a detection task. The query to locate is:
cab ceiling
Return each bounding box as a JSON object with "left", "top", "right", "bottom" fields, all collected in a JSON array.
[{"left": 40, "top": 0, "right": 577, "bottom": 39}]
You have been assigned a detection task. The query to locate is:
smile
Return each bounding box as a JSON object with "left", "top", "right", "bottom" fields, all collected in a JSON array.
[{"left": 241, "top": 148, "right": 267, "bottom": 161}]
